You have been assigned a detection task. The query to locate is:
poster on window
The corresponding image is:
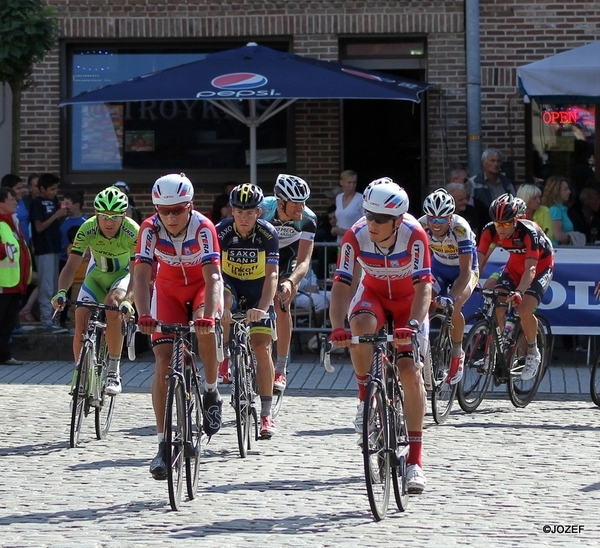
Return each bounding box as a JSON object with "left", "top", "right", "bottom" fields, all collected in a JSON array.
[
  {"left": 79, "top": 104, "right": 123, "bottom": 169},
  {"left": 125, "top": 131, "right": 155, "bottom": 152}
]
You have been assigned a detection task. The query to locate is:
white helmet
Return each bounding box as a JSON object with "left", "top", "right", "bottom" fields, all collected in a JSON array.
[
  {"left": 152, "top": 173, "right": 194, "bottom": 206},
  {"left": 423, "top": 188, "right": 455, "bottom": 216},
  {"left": 274, "top": 174, "right": 310, "bottom": 202},
  {"left": 363, "top": 177, "right": 409, "bottom": 216}
]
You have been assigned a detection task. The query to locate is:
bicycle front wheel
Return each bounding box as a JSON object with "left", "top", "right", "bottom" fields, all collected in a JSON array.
[
  {"left": 165, "top": 376, "right": 186, "bottom": 510},
  {"left": 591, "top": 352, "right": 600, "bottom": 407},
  {"left": 95, "top": 331, "right": 115, "bottom": 439},
  {"left": 70, "top": 343, "right": 93, "bottom": 448},
  {"left": 458, "top": 320, "right": 494, "bottom": 413},
  {"left": 185, "top": 368, "right": 203, "bottom": 500},
  {"left": 233, "top": 348, "right": 251, "bottom": 458},
  {"left": 389, "top": 381, "right": 409, "bottom": 512},
  {"left": 362, "top": 382, "right": 391, "bottom": 521},
  {"left": 429, "top": 315, "right": 457, "bottom": 424},
  {"left": 507, "top": 321, "right": 547, "bottom": 408}
]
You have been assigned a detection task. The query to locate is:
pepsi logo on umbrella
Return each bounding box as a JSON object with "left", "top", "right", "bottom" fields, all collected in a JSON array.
[{"left": 211, "top": 73, "right": 269, "bottom": 90}]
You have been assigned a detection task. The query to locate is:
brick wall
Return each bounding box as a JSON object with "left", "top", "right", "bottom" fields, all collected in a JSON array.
[{"left": 16, "top": 1, "right": 600, "bottom": 217}]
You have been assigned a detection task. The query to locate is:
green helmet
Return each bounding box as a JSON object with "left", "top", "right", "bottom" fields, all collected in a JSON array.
[{"left": 94, "top": 186, "right": 129, "bottom": 213}]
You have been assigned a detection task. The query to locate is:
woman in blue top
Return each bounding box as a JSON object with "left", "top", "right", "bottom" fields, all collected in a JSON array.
[{"left": 542, "top": 175, "right": 573, "bottom": 246}]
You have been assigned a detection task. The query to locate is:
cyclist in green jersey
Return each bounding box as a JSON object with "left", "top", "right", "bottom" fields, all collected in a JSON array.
[{"left": 52, "top": 186, "right": 139, "bottom": 396}]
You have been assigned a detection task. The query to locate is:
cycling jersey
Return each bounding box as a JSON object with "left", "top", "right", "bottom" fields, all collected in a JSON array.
[
  {"left": 216, "top": 217, "right": 279, "bottom": 305},
  {"left": 336, "top": 213, "right": 433, "bottom": 300},
  {"left": 478, "top": 219, "right": 554, "bottom": 281},
  {"left": 71, "top": 216, "right": 139, "bottom": 302},
  {"left": 135, "top": 210, "right": 220, "bottom": 284},
  {"left": 260, "top": 196, "right": 317, "bottom": 273}
]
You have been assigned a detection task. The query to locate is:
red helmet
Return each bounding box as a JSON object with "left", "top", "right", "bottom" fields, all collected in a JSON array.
[{"left": 489, "top": 193, "right": 519, "bottom": 222}]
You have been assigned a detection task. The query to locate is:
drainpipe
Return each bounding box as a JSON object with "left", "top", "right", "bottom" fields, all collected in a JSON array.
[{"left": 465, "top": 0, "right": 482, "bottom": 177}]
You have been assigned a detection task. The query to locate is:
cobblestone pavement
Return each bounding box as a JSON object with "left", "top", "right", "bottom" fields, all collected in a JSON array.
[{"left": 0, "top": 384, "right": 599, "bottom": 547}]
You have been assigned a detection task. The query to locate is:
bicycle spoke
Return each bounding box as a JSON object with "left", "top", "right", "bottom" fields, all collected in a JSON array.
[{"left": 458, "top": 320, "right": 493, "bottom": 413}]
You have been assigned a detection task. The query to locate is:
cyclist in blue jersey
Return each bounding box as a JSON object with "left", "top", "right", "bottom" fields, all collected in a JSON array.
[
  {"left": 260, "top": 174, "right": 317, "bottom": 390},
  {"left": 217, "top": 184, "right": 280, "bottom": 437}
]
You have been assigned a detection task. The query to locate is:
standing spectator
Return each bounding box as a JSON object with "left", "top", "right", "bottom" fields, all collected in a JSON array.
[
  {"left": 448, "top": 164, "right": 471, "bottom": 200},
  {"left": 568, "top": 186, "right": 600, "bottom": 244},
  {"left": 58, "top": 190, "right": 87, "bottom": 328},
  {"left": 516, "top": 184, "right": 554, "bottom": 240},
  {"left": 332, "top": 169, "right": 363, "bottom": 244},
  {"left": 314, "top": 204, "right": 338, "bottom": 279},
  {"left": 30, "top": 173, "right": 68, "bottom": 331},
  {"left": 1, "top": 174, "right": 25, "bottom": 231},
  {"left": 542, "top": 175, "right": 575, "bottom": 247},
  {"left": 469, "top": 148, "right": 516, "bottom": 208},
  {"left": 0, "top": 187, "right": 32, "bottom": 365},
  {"left": 114, "top": 181, "right": 143, "bottom": 225}
]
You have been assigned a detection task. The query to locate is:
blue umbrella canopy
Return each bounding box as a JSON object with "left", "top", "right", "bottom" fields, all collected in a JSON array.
[{"left": 60, "top": 42, "right": 431, "bottom": 183}]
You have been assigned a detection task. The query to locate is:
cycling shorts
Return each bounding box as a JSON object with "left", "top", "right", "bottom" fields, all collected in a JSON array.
[
  {"left": 223, "top": 277, "right": 273, "bottom": 337},
  {"left": 432, "top": 262, "right": 479, "bottom": 297},
  {"left": 77, "top": 269, "right": 129, "bottom": 303},
  {"left": 496, "top": 265, "right": 553, "bottom": 304}
]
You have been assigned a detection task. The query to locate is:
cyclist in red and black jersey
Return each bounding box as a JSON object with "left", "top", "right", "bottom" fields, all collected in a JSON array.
[{"left": 477, "top": 193, "right": 554, "bottom": 381}]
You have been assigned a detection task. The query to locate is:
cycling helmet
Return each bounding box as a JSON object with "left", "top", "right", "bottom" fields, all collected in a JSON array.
[
  {"left": 274, "top": 174, "right": 310, "bottom": 202},
  {"left": 423, "top": 188, "right": 455, "bottom": 217},
  {"left": 515, "top": 197, "right": 527, "bottom": 218},
  {"left": 229, "top": 183, "right": 264, "bottom": 209},
  {"left": 489, "top": 193, "right": 520, "bottom": 222},
  {"left": 152, "top": 173, "right": 194, "bottom": 206},
  {"left": 94, "top": 186, "right": 128, "bottom": 213},
  {"left": 363, "top": 177, "right": 409, "bottom": 216}
]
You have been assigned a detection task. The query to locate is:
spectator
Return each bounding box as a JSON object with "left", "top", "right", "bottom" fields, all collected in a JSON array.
[
  {"left": 469, "top": 148, "right": 516, "bottom": 209},
  {"left": 568, "top": 186, "right": 600, "bottom": 244},
  {"left": 207, "top": 193, "right": 232, "bottom": 223},
  {"left": 114, "top": 181, "right": 143, "bottom": 224},
  {"left": 332, "top": 169, "right": 363, "bottom": 244},
  {"left": 0, "top": 187, "right": 32, "bottom": 365},
  {"left": 58, "top": 190, "right": 87, "bottom": 328},
  {"left": 448, "top": 164, "right": 472, "bottom": 201},
  {"left": 30, "top": 173, "right": 68, "bottom": 331},
  {"left": 314, "top": 204, "right": 338, "bottom": 279},
  {"left": 1, "top": 174, "right": 25, "bottom": 235},
  {"left": 542, "top": 175, "right": 576, "bottom": 247},
  {"left": 294, "top": 267, "right": 330, "bottom": 325},
  {"left": 445, "top": 182, "right": 484, "bottom": 239},
  {"left": 516, "top": 184, "right": 554, "bottom": 240}
]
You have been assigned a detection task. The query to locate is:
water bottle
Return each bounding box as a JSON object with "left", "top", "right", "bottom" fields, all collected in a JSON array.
[{"left": 504, "top": 312, "right": 516, "bottom": 338}]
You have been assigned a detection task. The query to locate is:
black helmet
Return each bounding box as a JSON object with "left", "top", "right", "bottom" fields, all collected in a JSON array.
[
  {"left": 489, "top": 193, "right": 520, "bottom": 222},
  {"left": 229, "top": 183, "right": 264, "bottom": 209}
]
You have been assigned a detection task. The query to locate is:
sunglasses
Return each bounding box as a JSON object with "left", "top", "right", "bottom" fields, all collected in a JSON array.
[
  {"left": 156, "top": 204, "right": 190, "bottom": 216},
  {"left": 427, "top": 216, "right": 448, "bottom": 225},
  {"left": 365, "top": 212, "right": 396, "bottom": 224},
  {"left": 494, "top": 220, "right": 514, "bottom": 228},
  {"left": 96, "top": 212, "right": 124, "bottom": 221}
]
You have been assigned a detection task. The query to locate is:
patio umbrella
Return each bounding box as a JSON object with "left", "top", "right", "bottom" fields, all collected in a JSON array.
[
  {"left": 517, "top": 41, "right": 600, "bottom": 182},
  {"left": 59, "top": 42, "right": 430, "bottom": 184}
]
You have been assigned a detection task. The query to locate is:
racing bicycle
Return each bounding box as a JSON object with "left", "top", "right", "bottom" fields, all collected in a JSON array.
[{"left": 458, "top": 287, "right": 549, "bottom": 412}]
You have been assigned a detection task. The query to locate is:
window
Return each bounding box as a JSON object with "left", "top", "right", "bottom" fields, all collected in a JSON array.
[{"left": 62, "top": 41, "right": 290, "bottom": 177}]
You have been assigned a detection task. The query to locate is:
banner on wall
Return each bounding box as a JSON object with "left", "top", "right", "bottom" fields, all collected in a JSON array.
[{"left": 464, "top": 246, "right": 600, "bottom": 335}]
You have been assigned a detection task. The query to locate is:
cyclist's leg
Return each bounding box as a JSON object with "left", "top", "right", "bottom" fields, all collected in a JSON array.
[
  {"left": 274, "top": 283, "right": 292, "bottom": 373},
  {"left": 149, "top": 340, "right": 172, "bottom": 479},
  {"left": 72, "top": 275, "right": 104, "bottom": 362},
  {"left": 103, "top": 274, "right": 130, "bottom": 394},
  {"left": 251, "top": 329, "right": 276, "bottom": 436}
]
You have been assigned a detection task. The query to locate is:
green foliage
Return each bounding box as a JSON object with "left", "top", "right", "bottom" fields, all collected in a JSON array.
[{"left": 0, "top": 0, "right": 60, "bottom": 86}]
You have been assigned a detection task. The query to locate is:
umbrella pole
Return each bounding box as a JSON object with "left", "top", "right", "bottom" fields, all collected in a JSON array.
[
  {"left": 249, "top": 101, "right": 257, "bottom": 186},
  {"left": 596, "top": 107, "right": 600, "bottom": 185}
]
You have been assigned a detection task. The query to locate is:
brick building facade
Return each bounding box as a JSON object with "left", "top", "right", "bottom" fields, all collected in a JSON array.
[{"left": 14, "top": 1, "right": 600, "bottom": 216}]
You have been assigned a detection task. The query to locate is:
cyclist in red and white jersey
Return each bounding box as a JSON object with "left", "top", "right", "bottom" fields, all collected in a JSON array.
[
  {"left": 329, "top": 177, "right": 433, "bottom": 494},
  {"left": 478, "top": 193, "right": 554, "bottom": 381},
  {"left": 133, "top": 173, "right": 224, "bottom": 481}
]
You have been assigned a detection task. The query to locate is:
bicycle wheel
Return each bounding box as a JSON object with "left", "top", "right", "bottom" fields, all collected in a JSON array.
[
  {"left": 591, "top": 352, "right": 600, "bottom": 407},
  {"left": 233, "top": 347, "right": 251, "bottom": 458},
  {"left": 362, "top": 381, "right": 390, "bottom": 521},
  {"left": 429, "top": 315, "right": 457, "bottom": 424},
  {"left": 185, "top": 368, "right": 203, "bottom": 499},
  {"left": 165, "top": 376, "right": 186, "bottom": 510},
  {"left": 536, "top": 312, "right": 553, "bottom": 376},
  {"left": 507, "top": 321, "right": 547, "bottom": 408},
  {"left": 272, "top": 387, "right": 284, "bottom": 418},
  {"left": 70, "top": 342, "right": 92, "bottom": 448},
  {"left": 389, "top": 381, "right": 409, "bottom": 512},
  {"left": 457, "top": 320, "right": 494, "bottom": 413},
  {"left": 95, "top": 331, "right": 115, "bottom": 440}
]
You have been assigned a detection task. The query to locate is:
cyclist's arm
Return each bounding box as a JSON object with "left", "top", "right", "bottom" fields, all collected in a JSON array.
[
  {"left": 56, "top": 252, "right": 84, "bottom": 293},
  {"left": 122, "top": 259, "right": 136, "bottom": 304},
  {"left": 133, "top": 261, "right": 153, "bottom": 317},
  {"left": 449, "top": 252, "right": 474, "bottom": 301},
  {"left": 257, "top": 263, "right": 279, "bottom": 312},
  {"left": 201, "top": 263, "right": 223, "bottom": 319},
  {"left": 329, "top": 280, "right": 352, "bottom": 331},
  {"left": 410, "top": 280, "right": 432, "bottom": 327},
  {"left": 286, "top": 238, "right": 314, "bottom": 289}
]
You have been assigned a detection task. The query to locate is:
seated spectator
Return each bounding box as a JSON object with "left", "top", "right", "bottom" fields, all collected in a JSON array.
[
  {"left": 568, "top": 187, "right": 600, "bottom": 244},
  {"left": 542, "top": 175, "right": 575, "bottom": 246},
  {"left": 294, "top": 268, "right": 330, "bottom": 326},
  {"left": 516, "top": 184, "right": 554, "bottom": 240}
]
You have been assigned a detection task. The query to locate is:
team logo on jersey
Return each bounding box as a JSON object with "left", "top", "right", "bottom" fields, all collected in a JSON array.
[
  {"left": 276, "top": 226, "right": 297, "bottom": 239},
  {"left": 228, "top": 248, "right": 259, "bottom": 264},
  {"left": 455, "top": 226, "right": 467, "bottom": 237},
  {"left": 212, "top": 73, "right": 268, "bottom": 90}
]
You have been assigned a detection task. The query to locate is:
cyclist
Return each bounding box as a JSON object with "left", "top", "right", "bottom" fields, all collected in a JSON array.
[
  {"left": 216, "top": 183, "right": 280, "bottom": 437},
  {"left": 133, "top": 173, "right": 224, "bottom": 480},
  {"left": 329, "top": 177, "right": 432, "bottom": 494},
  {"left": 419, "top": 188, "right": 479, "bottom": 385},
  {"left": 260, "top": 174, "right": 317, "bottom": 391},
  {"left": 51, "top": 186, "right": 138, "bottom": 396},
  {"left": 477, "top": 193, "right": 554, "bottom": 381}
]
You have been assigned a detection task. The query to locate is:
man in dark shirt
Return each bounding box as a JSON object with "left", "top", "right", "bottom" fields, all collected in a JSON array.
[
  {"left": 469, "top": 149, "right": 516, "bottom": 211},
  {"left": 568, "top": 187, "right": 600, "bottom": 244}
]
